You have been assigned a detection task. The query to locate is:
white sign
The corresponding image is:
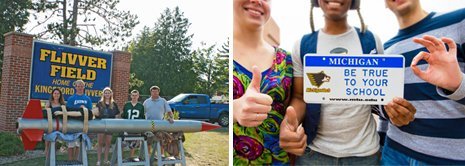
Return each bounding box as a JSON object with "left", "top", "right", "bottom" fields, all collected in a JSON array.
[{"left": 303, "top": 54, "right": 405, "bottom": 105}]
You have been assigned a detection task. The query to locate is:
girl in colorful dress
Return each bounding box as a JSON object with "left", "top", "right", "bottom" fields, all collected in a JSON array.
[{"left": 233, "top": 0, "right": 293, "bottom": 165}]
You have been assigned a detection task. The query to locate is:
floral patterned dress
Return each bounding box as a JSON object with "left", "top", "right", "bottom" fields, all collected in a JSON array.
[{"left": 233, "top": 48, "right": 293, "bottom": 165}]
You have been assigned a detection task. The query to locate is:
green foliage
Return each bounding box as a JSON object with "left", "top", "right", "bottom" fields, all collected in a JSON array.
[
  {"left": 0, "top": 132, "right": 24, "bottom": 156},
  {"left": 192, "top": 42, "right": 217, "bottom": 95},
  {"left": 130, "top": 7, "right": 196, "bottom": 97},
  {"left": 129, "top": 73, "right": 144, "bottom": 90},
  {"left": 212, "top": 39, "right": 229, "bottom": 95},
  {"left": 0, "top": 0, "right": 32, "bottom": 84},
  {"left": 35, "top": 140, "right": 45, "bottom": 150},
  {"left": 29, "top": 0, "right": 139, "bottom": 48},
  {"left": 164, "top": 110, "right": 180, "bottom": 120},
  {"left": 192, "top": 39, "right": 229, "bottom": 96}
]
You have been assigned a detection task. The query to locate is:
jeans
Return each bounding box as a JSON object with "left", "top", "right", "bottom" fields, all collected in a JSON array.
[
  {"left": 296, "top": 147, "right": 380, "bottom": 165},
  {"left": 381, "top": 144, "right": 428, "bottom": 166}
]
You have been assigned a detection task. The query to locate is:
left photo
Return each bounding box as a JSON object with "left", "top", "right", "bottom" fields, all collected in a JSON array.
[{"left": 0, "top": 0, "right": 230, "bottom": 165}]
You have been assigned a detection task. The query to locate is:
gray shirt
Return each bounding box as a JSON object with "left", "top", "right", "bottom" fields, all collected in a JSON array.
[
  {"left": 292, "top": 27, "right": 383, "bottom": 157},
  {"left": 143, "top": 97, "right": 172, "bottom": 120}
]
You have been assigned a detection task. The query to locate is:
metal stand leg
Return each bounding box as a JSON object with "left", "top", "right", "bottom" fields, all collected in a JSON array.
[
  {"left": 47, "top": 141, "right": 56, "bottom": 166},
  {"left": 80, "top": 137, "right": 88, "bottom": 166},
  {"left": 178, "top": 140, "right": 186, "bottom": 166},
  {"left": 142, "top": 140, "right": 150, "bottom": 166},
  {"left": 157, "top": 141, "right": 162, "bottom": 166},
  {"left": 117, "top": 137, "right": 123, "bottom": 166}
]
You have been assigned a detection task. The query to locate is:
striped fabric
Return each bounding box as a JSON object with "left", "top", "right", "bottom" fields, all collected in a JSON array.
[{"left": 379, "top": 8, "right": 465, "bottom": 164}]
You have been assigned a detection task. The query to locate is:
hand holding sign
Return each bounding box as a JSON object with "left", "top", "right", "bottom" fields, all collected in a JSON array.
[
  {"left": 279, "top": 106, "right": 307, "bottom": 156},
  {"left": 384, "top": 97, "right": 416, "bottom": 127},
  {"left": 233, "top": 66, "right": 273, "bottom": 127},
  {"left": 412, "top": 35, "right": 463, "bottom": 92}
]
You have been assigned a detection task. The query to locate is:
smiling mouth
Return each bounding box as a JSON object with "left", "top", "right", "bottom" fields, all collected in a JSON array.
[
  {"left": 244, "top": 7, "right": 264, "bottom": 15},
  {"left": 325, "top": 1, "right": 343, "bottom": 7}
]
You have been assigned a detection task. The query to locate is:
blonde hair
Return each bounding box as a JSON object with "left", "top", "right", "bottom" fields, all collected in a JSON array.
[
  {"left": 74, "top": 79, "right": 85, "bottom": 87},
  {"left": 99, "top": 87, "right": 115, "bottom": 110}
]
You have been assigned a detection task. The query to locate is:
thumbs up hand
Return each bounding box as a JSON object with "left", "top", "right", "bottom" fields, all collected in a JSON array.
[
  {"left": 233, "top": 66, "right": 273, "bottom": 127},
  {"left": 279, "top": 106, "right": 307, "bottom": 156}
]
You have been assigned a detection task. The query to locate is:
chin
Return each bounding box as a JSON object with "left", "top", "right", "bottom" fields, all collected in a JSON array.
[{"left": 325, "top": 13, "right": 347, "bottom": 21}]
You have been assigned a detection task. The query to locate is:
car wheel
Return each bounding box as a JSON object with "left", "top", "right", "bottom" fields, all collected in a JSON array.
[{"left": 218, "top": 113, "right": 229, "bottom": 127}]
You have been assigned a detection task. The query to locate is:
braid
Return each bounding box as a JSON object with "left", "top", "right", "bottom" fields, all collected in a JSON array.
[
  {"left": 310, "top": 4, "right": 315, "bottom": 33},
  {"left": 357, "top": 8, "right": 366, "bottom": 33}
]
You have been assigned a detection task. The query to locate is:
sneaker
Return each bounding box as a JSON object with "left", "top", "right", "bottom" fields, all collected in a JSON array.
[
  {"left": 96, "top": 161, "right": 100, "bottom": 166},
  {"left": 104, "top": 161, "right": 111, "bottom": 165},
  {"left": 131, "top": 157, "right": 140, "bottom": 162}
]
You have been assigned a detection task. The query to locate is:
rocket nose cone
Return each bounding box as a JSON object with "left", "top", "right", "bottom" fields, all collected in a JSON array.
[{"left": 201, "top": 122, "right": 221, "bottom": 131}]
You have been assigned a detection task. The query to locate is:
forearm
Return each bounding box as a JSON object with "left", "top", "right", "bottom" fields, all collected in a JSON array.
[{"left": 65, "top": 111, "right": 82, "bottom": 117}]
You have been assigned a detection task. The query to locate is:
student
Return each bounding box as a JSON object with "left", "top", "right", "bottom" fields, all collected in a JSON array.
[
  {"left": 279, "top": 0, "right": 416, "bottom": 165},
  {"left": 233, "top": 0, "right": 294, "bottom": 164},
  {"left": 44, "top": 88, "right": 66, "bottom": 159},
  {"left": 95, "top": 87, "right": 120, "bottom": 166},
  {"left": 122, "top": 90, "right": 145, "bottom": 160},
  {"left": 65, "top": 80, "right": 92, "bottom": 161},
  {"left": 379, "top": 0, "right": 465, "bottom": 164}
]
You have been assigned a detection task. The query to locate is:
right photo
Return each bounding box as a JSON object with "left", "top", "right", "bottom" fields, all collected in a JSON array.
[{"left": 232, "top": 0, "right": 465, "bottom": 165}]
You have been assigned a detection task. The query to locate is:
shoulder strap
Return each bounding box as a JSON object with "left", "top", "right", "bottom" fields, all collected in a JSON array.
[
  {"left": 299, "top": 31, "right": 322, "bottom": 144},
  {"left": 300, "top": 31, "right": 319, "bottom": 63},
  {"left": 355, "top": 27, "right": 378, "bottom": 54}
]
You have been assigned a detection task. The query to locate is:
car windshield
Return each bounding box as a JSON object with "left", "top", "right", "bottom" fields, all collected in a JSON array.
[{"left": 169, "top": 94, "right": 188, "bottom": 102}]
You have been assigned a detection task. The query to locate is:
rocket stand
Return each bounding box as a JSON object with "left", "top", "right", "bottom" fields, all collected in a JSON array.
[
  {"left": 111, "top": 134, "right": 150, "bottom": 166},
  {"left": 45, "top": 135, "right": 88, "bottom": 166},
  {"left": 150, "top": 134, "right": 187, "bottom": 166}
]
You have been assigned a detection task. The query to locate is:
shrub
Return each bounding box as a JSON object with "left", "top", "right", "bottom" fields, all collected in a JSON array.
[
  {"left": 0, "top": 132, "right": 24, "bottom": 156},
  {"left": 35, "top": 140, "right": 45, "bottom": 150},
  {"left": 164, "top": 110, "right": 180, "bottom": 120}
]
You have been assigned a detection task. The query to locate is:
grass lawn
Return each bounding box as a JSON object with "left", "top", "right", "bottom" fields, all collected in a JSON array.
[
  {"left": 184, "top": 127, "right": 228, "bottom": 166},
  {"left": 4, "top": 127, "right": 228, "bottom": 166}
]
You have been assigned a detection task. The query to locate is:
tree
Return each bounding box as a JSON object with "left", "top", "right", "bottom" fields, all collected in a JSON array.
[
  {"left": 212, "top": 38, "right": 229, "bottom": 95},
  {"left": 130, "top": 7, "right": 195, "bottom": 97},
  {"left": 29, "top": 0, "right": 138, "bottom": 48},
  {"left": 0, "top": 0, "right": 32, "bottom": 84},
  {"left": 192, "top": 39, "right": 229, "bottom": 96},
  {"left": 128, "top": 73, "right": 144, "bottom": 90},
  {"left": 192, "top": 42, "right": 216, "bottom": 95}
]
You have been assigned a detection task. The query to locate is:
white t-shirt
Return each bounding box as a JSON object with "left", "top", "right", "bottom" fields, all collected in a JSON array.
[{"left": 292, "top": 27, "right": 383, "bottom": 157}]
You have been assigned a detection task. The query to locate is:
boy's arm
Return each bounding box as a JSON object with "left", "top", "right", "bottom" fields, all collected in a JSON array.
[{"left": 140, "top": 103, "right": 146, "bottom": 119}]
